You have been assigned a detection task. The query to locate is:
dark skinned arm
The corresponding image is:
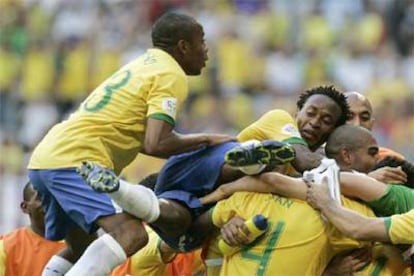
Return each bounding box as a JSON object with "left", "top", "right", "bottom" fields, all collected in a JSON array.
[
  {"left": 290, "top": 144, "right": 323, "bottom": 173},
  {"left": 143, "top": 118, "right": 235, "bottom": 158}
]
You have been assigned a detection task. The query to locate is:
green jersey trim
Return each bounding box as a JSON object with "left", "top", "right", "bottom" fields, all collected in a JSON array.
[
  {"left": 282, "top": 137, "right": 307, "bottom": 146},
  {"left": 149, "top": 113, "right": 175, "bottom": 126}
]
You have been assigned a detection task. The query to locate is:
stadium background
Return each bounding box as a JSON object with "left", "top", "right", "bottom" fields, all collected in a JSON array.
[{"left": 0, "top": 0, "right": 413, "bottom": 233}]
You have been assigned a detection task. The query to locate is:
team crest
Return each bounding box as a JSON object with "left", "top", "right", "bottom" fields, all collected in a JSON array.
[
  {"left": 281, "top": 123, "right": 301, "bottom": 137},
  {"left": 162, "top": 97, "right": 177, "bottom": 118}
]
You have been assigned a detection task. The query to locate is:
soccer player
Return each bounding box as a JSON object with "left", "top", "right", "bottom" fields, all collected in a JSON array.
[
  {"left": 322, "top": 125, "right": 414, "bottom": 218},
  {"left": 344, "top": 91, "right": 407, "bottom": 184},
  {"left": 200, "top": 125, "right": 412, "bottom": 275},
  {"left": 81, "top": 85, "right": 351, "bottom": 253},
  {"left": 0, "top": 182, "right": 65, "bottom": 276},
  {"left": 202, "top": 185, "right": 375, "bottom": 275},
  {"left": 205, "top": 125, "right": 414, "bottom": 217},
  {"left": 27, "top": 12, "right": 235, "bottom": 276}
]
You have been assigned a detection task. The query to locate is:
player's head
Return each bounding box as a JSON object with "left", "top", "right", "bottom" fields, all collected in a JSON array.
[
  {"left": 151, "top": 12, "right": 208, "bottom": 76},
  {"left": 21, "top": 181, "right": 45, "bottom": 228},
  {"left": 375, "top": 157, "right": 414, "bottom": 188},
  {"left": 344, "top": 91, "right": 375, "bottom": 130},
  {"left": 295, "top": 85, "right": 351, "bottom": 151},
  {"left": 325, "top": 125, "right": 379, "bottom": 173}
]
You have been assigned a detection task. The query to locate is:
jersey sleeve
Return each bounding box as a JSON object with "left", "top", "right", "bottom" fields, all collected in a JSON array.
[
  {"left": 367, "top": 185, "right": 414, "bottom": 217},
  {"left": 128, "top": 227, "right": 175, "bottom": 275},
  {"left": 146, "top": 72, "right": 188, "bottom": 126},
  {"left": 237, "top": 109, "right": 306, "bottom": 146},
  {"left": 386, "top": 210, "right": 414, "bottom": 244},
  {"left": 0, "top": 239, "right": 5, "bottom": 276}
]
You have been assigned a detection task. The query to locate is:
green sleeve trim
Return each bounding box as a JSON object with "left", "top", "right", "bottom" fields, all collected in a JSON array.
[
  {"left": 282, "top": 137, "right": 307, "bottom": 146},
  {"left": 148, "top": 113, "right": 175, "bottom": 126},
  {"left": 384, "top": 217, "right": 392, "bottom": 238}
]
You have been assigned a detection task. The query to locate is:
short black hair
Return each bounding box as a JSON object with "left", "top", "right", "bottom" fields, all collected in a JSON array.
[
  {"left": 375, "top": 157, "right": 414, "bottom": 188},
  {"left": 151, "top": 12, "right": 199, "bottom": 50},
  {"left": 296, "top": 85, "right": 351, "bottom": 127}
]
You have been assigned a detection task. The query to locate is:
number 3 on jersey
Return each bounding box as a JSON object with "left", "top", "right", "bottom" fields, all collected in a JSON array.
[{"left": 84, "top": 70, "right": 131, "bottom": 112}]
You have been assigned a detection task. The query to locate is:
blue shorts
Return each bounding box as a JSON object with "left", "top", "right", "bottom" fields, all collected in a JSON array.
[
  {"left": 154, "top": 141, "right": 239, "bottom": 217},
  {"left": 28, "top": 168, "right": 120, "bottom": 241},
  {"left": 153, "top": 141, "right": 239, "bottom": 251}
]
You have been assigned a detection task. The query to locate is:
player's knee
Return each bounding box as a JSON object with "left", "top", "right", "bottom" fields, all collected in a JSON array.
[
  {"left": 112, "top": 219, "right": 149, "bottom": 256},
  {"left": 98, "top": 213, "right": 149, "bottom": 256},
  {"left": 157, "top": 200, "right": 192, "bottom": 236}
]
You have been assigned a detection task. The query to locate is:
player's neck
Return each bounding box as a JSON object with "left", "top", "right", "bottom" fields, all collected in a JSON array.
[{"left": 29, "top": 223, "right": 45, "bottom": 237}]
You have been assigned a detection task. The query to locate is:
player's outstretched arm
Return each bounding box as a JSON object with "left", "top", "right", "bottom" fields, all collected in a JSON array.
[
  {"left": 306, "top": 179, "right": 389, "bottom": 242},
  {"left": 199, "top": 173, "right": 307, "bottom": 205},
  {"left": 199, "top": 176, "right": 276, "bottom": 205},
  {"left": 339, "top": 172, "right": 387, "bottom": 202},
  {"left": 144, "top": 118, "right": 235, "bottom": 158}
]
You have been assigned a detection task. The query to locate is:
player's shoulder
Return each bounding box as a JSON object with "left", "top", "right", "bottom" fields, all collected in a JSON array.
[{"left": 262, "top": 109, "right": 293, "bottom": 119}]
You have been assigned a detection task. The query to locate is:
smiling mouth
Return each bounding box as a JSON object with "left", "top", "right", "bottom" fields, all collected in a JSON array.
[{"left": 301, "top": 130, "right": 316, "bottom": 140}]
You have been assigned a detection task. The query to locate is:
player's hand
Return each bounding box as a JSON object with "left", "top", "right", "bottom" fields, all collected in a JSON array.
[
  {"left": 305, "top": 177, "right": 332, "bottom": 210},
  {"left": 368, "top": 166, "right": 407, "bottom": 184},
  {"left": 206, "top": 134, "right": 236, "bottom": 146},
  {"left": 220, "top": 216, "right": 250, "bottom": 246},
  {"left": 199, "top": 186, "right": 228, "bottom": 205},
  {"left": 323, "top": 248, "right": 372, "bottom": 275}
]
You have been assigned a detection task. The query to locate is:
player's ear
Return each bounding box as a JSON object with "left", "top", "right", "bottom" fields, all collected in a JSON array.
[
  {"left": 20, "top": 201, "right": 29, "bottom": 214},
  {"left": 340, "top": 147, "right": 352, "bottom": 165},
  {"left": 177, "top": 39, "right": 190, "bottom": 54}
]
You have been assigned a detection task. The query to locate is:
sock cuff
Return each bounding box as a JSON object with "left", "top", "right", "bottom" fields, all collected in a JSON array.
[
  {"left": 142, "top": 186, "right": 160, "bottom": 223},
  {"left": 101, "top": 234, "right": 127, "bottom": 261},
  {"left": 44, "top": 255, "right": 73, "bottom": 275}
]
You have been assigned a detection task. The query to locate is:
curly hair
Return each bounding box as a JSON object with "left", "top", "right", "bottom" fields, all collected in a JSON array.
[
  {"left": 375, "top": 157, "right": 414, "bottom": 188},
  {"left": 296, "top": 85, "right": 351, "bottom": 127}
]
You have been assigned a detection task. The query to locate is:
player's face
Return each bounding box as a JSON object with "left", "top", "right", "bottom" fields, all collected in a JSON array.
[
  {"left": 22, "top": 189, "right": 46, "bottom": 227},
  {"left": 181, "top": 24, "right": 208, "bottom": 76},
  {"left": 347, "top": 97, "right": 374, "bottom": 130},
  {"left": 349, "top": 137, "right": 379, "bottom": 173},
  {"left": 296, "top": 95, "right": 342, "bottom": 150}
]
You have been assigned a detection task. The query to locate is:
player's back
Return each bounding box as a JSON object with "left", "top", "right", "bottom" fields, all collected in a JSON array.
[
  {"left": 29, "top": 48, "right": 187, "bottom": 174},
  {"left": 213, "top": 192, "right": 331, "bottom": 275}
]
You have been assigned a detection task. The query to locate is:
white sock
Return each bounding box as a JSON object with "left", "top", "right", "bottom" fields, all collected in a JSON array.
[
  {"left": 109, "top": 180, "right": 160, "bottom": 223},
  {"left": 65, "top": 234, "right": 127, "bottom": 276},
  {"left": 42, "top": 255, "right": 73, "bottom": 276}
]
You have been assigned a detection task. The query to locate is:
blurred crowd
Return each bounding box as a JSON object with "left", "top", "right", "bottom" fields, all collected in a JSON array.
[{"left": 0, "top": 0, "right": 413, "bottom": 232}]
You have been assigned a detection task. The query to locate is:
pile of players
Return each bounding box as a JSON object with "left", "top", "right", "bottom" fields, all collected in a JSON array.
[{"left": 1, "top": 12, "right": 413, "bottom": 276}]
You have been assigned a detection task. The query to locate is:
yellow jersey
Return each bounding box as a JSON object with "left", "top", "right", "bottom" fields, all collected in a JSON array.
[
  {"left": 212, "top": 193, "right": 373, "bottom": 276},
  {"left": 237, "top": 109, "right": 307, "bottom": 176},
  {"left": 357, "top": 243, "right": 410, "bottom": 276},
  {"left": 112, "top": 226, "right": 175, "bottom": 276},
  {"left": 29, "top": 48, "right": 188, "bottom": 174},
  {"left": 386, "top": 209, "right": 414, "bottom": 244}
]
